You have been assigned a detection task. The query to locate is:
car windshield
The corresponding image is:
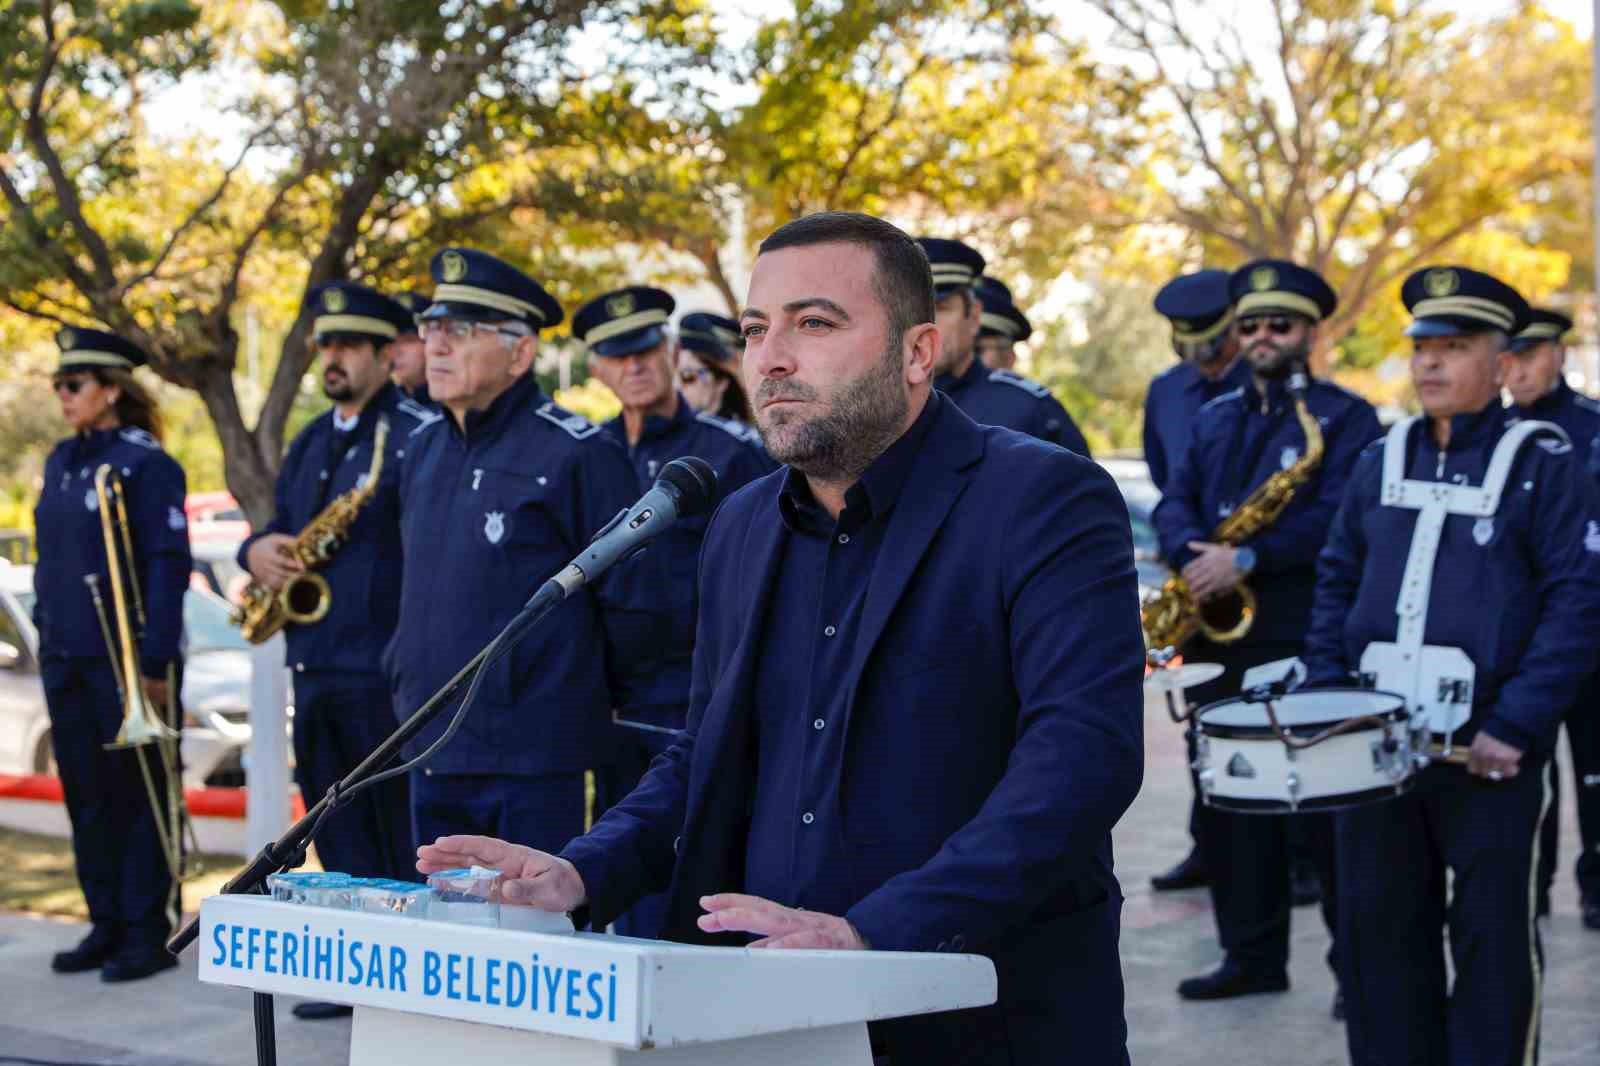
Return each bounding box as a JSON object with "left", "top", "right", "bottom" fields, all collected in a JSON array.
[{"left": 184, "top": 588, "right": 249, "bottom": 652}]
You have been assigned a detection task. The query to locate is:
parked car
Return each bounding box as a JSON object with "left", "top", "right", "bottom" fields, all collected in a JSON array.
[
  {"left": 1096, "top": 456, "right": 1172, "bottom": 599},
  {"left": 0, "top": 559, "right": 253, "bottom": 788}
]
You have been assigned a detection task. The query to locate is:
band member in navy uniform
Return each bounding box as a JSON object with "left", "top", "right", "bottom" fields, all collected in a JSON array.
[
  {"left": 919, "top": 237, "right": 1092, "bottom": 457},
  {"left": 389, "top": 248, "right": 655, "bottom": 862},
  {"left": 675, "top": 310, "right": 759, "bottom": 428},
  {"left": 573, "top": 286, "right": 772, "bottom": 937},
  {"left": 1143, "top": 270, "right": 1251, "bottom": 495},
  {"left": 1506, "top": 308, "right": 1600, "bottom": 929},
  {"left": 34, "top": 328, "right": 190, "bottom": 982},
  {"left": 420, "top": 212, "right": 1145, "bottom": 1066},
  {"left": 1144, "top": 269, "right": 1252, "bottom": 895},
  {"left": 973, "top": 275, "right": 1027, "bottom": 372},
  {"left": 388, "top": 291, "right": 434, "bottom": 406},
  {"left": 1304, "top": 267, "right": 1600, "bottom": 1066},
  {"left": 1153, "top": 260, "right": 1380, "bottom": 1009}
]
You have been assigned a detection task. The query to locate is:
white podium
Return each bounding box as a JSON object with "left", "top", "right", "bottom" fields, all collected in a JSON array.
[{"left": 198, "top": 896, "right": 997, "bottom": 1065}]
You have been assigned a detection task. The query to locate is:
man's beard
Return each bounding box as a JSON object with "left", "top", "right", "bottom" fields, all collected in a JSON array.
[
  {"left": 755, "top": 339, "right": 908, "bottom": 483},
  {"left": 323, "top": 371, "right": 353, "bottom": 402},
  {"left": 1249, "top": 337, "right": 1310, "bottom": 379}
]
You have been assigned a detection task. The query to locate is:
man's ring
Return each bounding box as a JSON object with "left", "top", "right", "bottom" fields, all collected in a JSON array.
[{"left": 1488, "top": 769, "right": 1504, "bottom": 782}]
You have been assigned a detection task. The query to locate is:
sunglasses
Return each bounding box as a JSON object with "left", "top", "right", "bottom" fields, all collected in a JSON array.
[
  {"left": 52, "top": 377, "right": 90, "bottom": 395},
  {"left": 1236, "top": 316, "right": 1300, "bottom": 338},
  {"left": 677, "top": 368, "right": 711, "bottom": 385}
]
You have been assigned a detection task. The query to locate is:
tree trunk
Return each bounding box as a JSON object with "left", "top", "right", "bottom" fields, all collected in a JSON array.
[{"left": 189, "top": 360, "right": 278, "bottom": 526}]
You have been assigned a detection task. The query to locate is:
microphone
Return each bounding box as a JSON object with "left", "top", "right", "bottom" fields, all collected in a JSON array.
[{"left": 535, "top": 456, "right": 719, "bottom": 605}]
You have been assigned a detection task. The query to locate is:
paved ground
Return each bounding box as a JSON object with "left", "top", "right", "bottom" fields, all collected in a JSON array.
[{"left": 1, "top": 691, "right": 1596, "bottom": 1064}]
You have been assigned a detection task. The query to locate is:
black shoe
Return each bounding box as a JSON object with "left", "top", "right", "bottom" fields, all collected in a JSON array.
[
  {"left": 292, "top": 1001, "right": 354, "bottom": 1020},
  {"left": 1290, "top": 863, "right": 1322, "bottom": 907},
  {"left": 1582, "top": 898, "right": 1600, "bottom": 931},
  {"left": 51, "top": 925, "right": 119, "bottom": 974},
  {"left": 100, "top": 945, "right": 178, "bottom": 983},
  {"left": 1176, "top": 961, "right": 1289, "bottom": 1001},
  {"left": 1151, "top": 850, "right": 1209, "bottom": 892},
  {"left": 1331, "top": 991, "right": 1345, "bottom": 1022}
]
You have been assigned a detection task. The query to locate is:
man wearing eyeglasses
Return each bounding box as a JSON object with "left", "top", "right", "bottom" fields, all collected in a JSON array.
[
  {"left": 385, "top": 250, "right": 660, "bottom": 882},
  {"left": 1152, "top": 259, "right": 1381, "bottom": 1011},
  {"left": 574, "top": 286, "right": 772, "bottom": 937},
  {"left": 238, "top": 282, "right": 441, "bottom": 1018}
]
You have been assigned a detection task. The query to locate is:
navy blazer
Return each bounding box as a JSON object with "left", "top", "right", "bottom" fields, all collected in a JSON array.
[
  {"left": 561, "top": 395, "right": 1145, "bottom": 1065},
  {"left": 1141, "top": 357, "right": 1252, "bottom": 493}
]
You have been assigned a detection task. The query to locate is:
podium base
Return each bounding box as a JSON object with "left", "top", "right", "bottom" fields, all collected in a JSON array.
[{"left": 350, "top": 1005, "right": 872, "bottom": 1065}]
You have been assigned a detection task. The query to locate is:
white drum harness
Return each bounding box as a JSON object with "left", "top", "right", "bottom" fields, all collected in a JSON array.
[{"left": 1360, "top": 415, "right": 1568, "bottom": 736}]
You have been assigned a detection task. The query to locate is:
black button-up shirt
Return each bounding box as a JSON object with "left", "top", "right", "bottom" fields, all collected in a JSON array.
[{"left": 744, "top": 397, "right": 938, "bottom": 913}]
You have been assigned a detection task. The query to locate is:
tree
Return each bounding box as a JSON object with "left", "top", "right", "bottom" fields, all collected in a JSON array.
[
  {"left": 0, "top": 1, "right": 693, "bottom": 523},
  {"left": 1083, "top": 0, "right": 1592, "bottom": 361}
]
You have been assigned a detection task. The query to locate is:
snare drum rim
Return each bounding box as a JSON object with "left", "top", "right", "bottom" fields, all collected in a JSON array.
[
  {"left": 1195, "top": 687, "right": 1409, "bottom": 740},
  {"left": 1205, "top": 776, "right": 1416, "bottom": 815}
]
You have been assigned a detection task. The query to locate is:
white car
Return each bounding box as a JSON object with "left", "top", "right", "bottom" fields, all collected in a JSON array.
[{"left": 0, "top": 560, "right": 253, "bottom": 788}]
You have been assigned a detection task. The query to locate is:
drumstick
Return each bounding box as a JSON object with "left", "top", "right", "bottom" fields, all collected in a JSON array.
[{"left": 1422, "top": 743, "right": 1470, "bottom": 767}]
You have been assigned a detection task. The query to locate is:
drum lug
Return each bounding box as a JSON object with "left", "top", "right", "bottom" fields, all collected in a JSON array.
[
  {"left": 1285, "top": 770, "right": 1301, "bottom": 812},
  {"left": 1197, "top": 768, "right": 1214, "bottom": 801}
]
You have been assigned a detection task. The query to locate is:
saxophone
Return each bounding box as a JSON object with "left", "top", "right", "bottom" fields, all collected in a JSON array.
[
  {"left": 233, "top": 417, "right": 389, "bottom": 644},
  {"left": 1141, "top": 370, "right": 1324, "bottom": 651}
]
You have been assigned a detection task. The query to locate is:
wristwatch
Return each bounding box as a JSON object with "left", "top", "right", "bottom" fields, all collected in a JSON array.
[{"left": 1234, "top": 546, "right": 1257, "bottom": 575}]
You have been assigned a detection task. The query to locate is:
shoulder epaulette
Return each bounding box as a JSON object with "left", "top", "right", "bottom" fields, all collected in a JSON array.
[
  {"left": 987, "top": 369, "right": 1051, "bottom": 399},
  {"left": 118, "top": 428, "right": 161, "bottom": 451},
  {"left": 393, "top": 396, "right": 445, "bottom": 436},
  {"left": 695, "top": 411, "right": 760, "bottom": 444},
  {"left": 536, "top": 401, "right": 600, "bottom": 440},
  {"left": 1198, "top": 386, "right": 1247, "bottom": 414}
]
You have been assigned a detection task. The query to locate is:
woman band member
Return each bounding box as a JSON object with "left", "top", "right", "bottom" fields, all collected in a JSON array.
[
  {"left": 674, "top": 311, "right": 757, "bottom": 428},
  {"left": 33, "top": 328, "right": 191, "bottom": 983}
]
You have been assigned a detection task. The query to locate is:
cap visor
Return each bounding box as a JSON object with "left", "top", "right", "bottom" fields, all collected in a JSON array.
[
  {"left": 592, "top": 325, "right": 667, "bottom": 358},
  {"left": 420, "top": 300, "right": 519, "bottom": 323},
  {"left": 678, "top": 335, "right": 733, "bottom": 362},
  {"left": 1405, "top": 318, "right": 1476, "bottom": 339}
]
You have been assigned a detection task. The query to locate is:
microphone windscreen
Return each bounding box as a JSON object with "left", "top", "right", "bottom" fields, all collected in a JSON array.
[{"left": 657, "top": 457, "right": 719, "bottom": 517}]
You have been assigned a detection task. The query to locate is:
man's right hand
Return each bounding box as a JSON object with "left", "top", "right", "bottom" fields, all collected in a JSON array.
[
  {"left": 244, "top": 534, "right": 304, "bottom": 590},
  {"left": 418, "top": 835, "right": 587, "bottom": 912}
]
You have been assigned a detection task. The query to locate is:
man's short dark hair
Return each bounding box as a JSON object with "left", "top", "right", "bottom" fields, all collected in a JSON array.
[{"left": 757, "top": 212, "right": 935, "bottom": 344}]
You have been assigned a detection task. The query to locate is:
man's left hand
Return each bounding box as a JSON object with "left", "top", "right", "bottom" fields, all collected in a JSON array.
[
  {"left": 140, "top": 676, "right": 170, "bottom": 711},
  {"left": 1466, "top": 732, "right": 1523, "bottom": 781},
  {"left": 697, "top": 893, "right": 869, "bottom": 950},
  {"left": 1183, "top": 541, "right": 1243, "bottom": 600}
]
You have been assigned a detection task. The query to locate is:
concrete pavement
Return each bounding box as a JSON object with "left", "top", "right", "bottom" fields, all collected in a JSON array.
[{"left": 0, "top": 691, "right": 1596, "bottom": 1064}]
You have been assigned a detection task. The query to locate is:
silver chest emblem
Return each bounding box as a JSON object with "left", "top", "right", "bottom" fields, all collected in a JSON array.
[
  {"left": 1585, "top": 521, "right": 1600, "bottom": 554},
  {"left": 1280, "top": 446, "right": 1299, "bottom": 469},
  {"left": 84, "top": 489, "right": 99, "bottom": 512},
  {"left": 1472, "top": 517, "right": 1494, "bottom": 547},
  {"left": 484, "top": 510, "right": 506, "bottom": 545}
]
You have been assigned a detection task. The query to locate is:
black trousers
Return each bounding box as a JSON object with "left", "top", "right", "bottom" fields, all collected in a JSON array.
[
  {"left": 1337, "top": 761, "right": 1549, "bottom": 1066},
  {"left": 1186, "top": 639, "right": 1337, "bottom": 977},
  {"left": 41, "top": 657, "right": 176, "bottom": 945},
  {"left": 1536, "top": 667, "right": 1600, "bottom": 902},
  {"left": 292, "top": 671, "right": 414, "bottom": 881}
]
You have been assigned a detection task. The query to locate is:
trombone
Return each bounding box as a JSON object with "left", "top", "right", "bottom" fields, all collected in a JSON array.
[{"left": 85, "top": 464, "right": 202, "bottom": 926}]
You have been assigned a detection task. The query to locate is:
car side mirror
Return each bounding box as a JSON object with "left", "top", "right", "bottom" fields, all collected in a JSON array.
[{"left": 0, "top": 641, "right": 20, "bottom": 670}]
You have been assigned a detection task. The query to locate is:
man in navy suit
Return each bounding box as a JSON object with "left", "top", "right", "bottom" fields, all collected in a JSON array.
[{"left": 419, "top": 212, "right": 1146, "bottom": 1065}]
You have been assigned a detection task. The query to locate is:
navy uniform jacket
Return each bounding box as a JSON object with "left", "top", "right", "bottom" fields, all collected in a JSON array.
[
  {"left": 1303, "top": 406, "right": 1600, "bottom": 754},
  {"left": 601, "top": 397, "right": 773, "bottom": 726},
  {"left": 1142, "top": 358, "right": 1252, "bottom": 493},
  {"left": 936, "top": 358, "right": 1091, "bottom": 457},
  {"left": 385, "top": 373, "right": 662, "bottom": 775},
  {"left": 33, "top": 428, "right": 191, "bottom": 677},
  {"left": 237, "top": 383, "right": 442, "bottom": 674},
  {"left": 1511, "top": 379, "right": 1600, "bottom": 483},
  {"left": 1152, "top": 377, "right": 1382, "bottom": 644},
  {"left": 561, "top": 395, "right": 1145, "bottom": 1062}
]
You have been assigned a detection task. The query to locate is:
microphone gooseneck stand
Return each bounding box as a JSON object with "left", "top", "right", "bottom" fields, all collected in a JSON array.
[{"left": 166, "top": 456, "right": 721, "bottom": 1066}]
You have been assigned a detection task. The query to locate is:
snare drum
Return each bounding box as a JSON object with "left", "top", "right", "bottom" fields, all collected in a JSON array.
[{"left": 1194, "top": 689, "right": 1413, "bottom": 813}]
